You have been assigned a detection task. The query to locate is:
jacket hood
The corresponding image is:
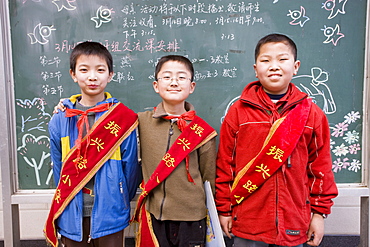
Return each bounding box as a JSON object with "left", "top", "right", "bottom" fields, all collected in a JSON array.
[{"left": 240, "top": 81, "right": 308, "bottom": 110}]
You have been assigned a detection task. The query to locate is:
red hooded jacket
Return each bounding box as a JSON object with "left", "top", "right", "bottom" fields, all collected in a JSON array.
[{"left": 215, "top": 81, "right": 338, "bottom": 246}]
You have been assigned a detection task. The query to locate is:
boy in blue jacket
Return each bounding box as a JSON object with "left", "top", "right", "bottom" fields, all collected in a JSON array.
[{"left": 44, "top": 41, "right": 140, "bottom": 247}]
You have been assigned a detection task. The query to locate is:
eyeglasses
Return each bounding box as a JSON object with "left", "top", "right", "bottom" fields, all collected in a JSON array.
[{"left": 157, "top": 77, "right": 191, "bottom": 83}]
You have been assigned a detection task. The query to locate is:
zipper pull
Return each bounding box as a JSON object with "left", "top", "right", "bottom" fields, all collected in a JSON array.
[
  {"left": 169, "top": 119, "right": 175, "bottom": 136},
  {"left": 87, "top": 235, "right": 92, "bottom": 243},
  {"left": 166, "top": 120, "right": 175, "bottom": 151},
  {"left": 119, "top": 182, "right": 123, "bottom": 193}
]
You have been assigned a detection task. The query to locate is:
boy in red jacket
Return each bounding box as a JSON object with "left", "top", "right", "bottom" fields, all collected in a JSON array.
[{"left": 215, "top": 33, "right": 338, "bottom": 247}]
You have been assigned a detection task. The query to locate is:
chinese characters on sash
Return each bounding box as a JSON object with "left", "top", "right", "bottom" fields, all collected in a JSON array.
[
  {"left": 233, "top": 145, "right": 285, "bottom": 204},
  {"left": 53, "top": 119, "right": 124, "bottom": 205}
]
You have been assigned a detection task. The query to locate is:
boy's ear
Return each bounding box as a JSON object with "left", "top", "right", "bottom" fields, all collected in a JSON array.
[
  {"left": 253, "top": 64, "right": 258, "bottom": 78},
  {"left": 108, "top": 72, "right": 113, "bottom": 83},
  {"left": 69, "top": 69, "right": 77, "bottom": 82},
  {"left": 153, "top": 80, "right": 159, "bottom": 93},
  {"left": 189, "top": 81, "right": 196, "bottom": 94},
  {"left": 293, "top": 60, "right": 301, "bottom": 75}
]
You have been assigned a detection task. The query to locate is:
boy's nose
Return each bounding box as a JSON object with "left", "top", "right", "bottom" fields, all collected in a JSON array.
[
  {"left": 88, "top": 74, "right": 97, "bottom": 81},
  {"left": 269, "top": 64, "right": 280, "bottom": 70},
  {"left": 169, "top": 78, "right": 179, "bottom": 86}
]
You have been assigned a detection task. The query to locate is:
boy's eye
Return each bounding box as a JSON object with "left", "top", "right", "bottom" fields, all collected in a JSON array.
[
  {"left": 178, "top": 76, "right": 187, "bottom": 82},
  {"left": 163, "top": 76, "right": 171, "bottom": 79}
]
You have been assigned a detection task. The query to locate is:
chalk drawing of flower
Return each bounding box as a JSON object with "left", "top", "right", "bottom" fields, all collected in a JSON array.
[
  {"left": 332, "top": 157, "right": 350, "bottom": 173},
  {"left": 332, "top": 143, "right": 349, "bottom": 156},
  {"left": 349, "top": 143, "right": 361, "bottom": 154},
  {"left": 331, "top": 122, "right": 348, "bottom": 137},
  {"left": 344, "top": 111, "right": 361, "bottom": 124},
  {"left": 343, "top": 130, "right": 360, "bottom": 144},
  {"left": 348, "top": 159, "right": 361, "bottom": 172},
  {"left": 330, "top": 139, "right": 335, "bottom": 149}
]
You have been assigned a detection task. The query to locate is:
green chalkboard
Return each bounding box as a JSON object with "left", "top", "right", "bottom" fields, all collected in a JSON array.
[{"left": 8, "top": 0, "right": 367, "bottom": 189}]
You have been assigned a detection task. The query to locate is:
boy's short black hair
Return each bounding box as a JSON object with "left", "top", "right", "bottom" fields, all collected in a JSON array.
[
  {"left": 155, "top": 55, "right": 194, "bottom": 82},
  {"left": 70, "top": 41, "right": 113, "bottom": 73},
  {"left": 254, "top": 33, "right": 298, "bottom": 62}
]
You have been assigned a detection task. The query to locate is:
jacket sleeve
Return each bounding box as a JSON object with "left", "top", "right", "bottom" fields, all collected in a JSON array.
[
  {"left": 199, "top": 136, "right": 217, "bottom": 194},
  {"left": 307, "top": 109, "right": 338, "bottom": 215},
  {"left": 48, "top": 114, "right": 62, "bottom": 186},
  {"left": 121, "top": 128, "right": 141, "bottom": 201},
  {"left": 215, "top": 108, "right": 239, "bottom": 216}
]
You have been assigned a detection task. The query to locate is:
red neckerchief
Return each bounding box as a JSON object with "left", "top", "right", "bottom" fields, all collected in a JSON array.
[
  {"left": 162, "top": 110, "right": 196, "bottom": 183},
  {"left": 65, "top": 103, "right": 110, "bottom": 172}
]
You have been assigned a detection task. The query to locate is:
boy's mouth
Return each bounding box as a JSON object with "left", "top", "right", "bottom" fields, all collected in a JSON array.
[
  {"left": 268, "top": 74, "right": 282, "bottom": 80},
  {"left": 268, "top": 73, "right": 282, "bottom": 77}
]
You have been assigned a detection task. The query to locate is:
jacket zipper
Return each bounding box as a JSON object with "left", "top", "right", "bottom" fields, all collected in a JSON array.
[
  {"left": 88, "top": 177, "right": 97, "bottom": 243},
  {"left": 158, "top": 120, "right": 174, "bottom": 220}
]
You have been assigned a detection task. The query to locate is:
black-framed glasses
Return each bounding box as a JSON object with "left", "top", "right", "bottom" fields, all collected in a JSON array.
[{"left": 157, "top": 77, "right": 191, "bottom": 83}]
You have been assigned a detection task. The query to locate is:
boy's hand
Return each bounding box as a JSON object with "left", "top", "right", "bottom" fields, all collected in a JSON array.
[
  {"left": 53, "top": 98, "right": 67, "bottom": 114},
  {"left": 306, "top": 213, "right": 325, "bottom": 246},
  {"left": 219, "top": 215, "right": 232, "bottom": 239}
]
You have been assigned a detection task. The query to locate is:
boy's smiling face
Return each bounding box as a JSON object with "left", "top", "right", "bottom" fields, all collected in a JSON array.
[
  {"left": 254, "top": 41, "right": 300, "bottom": 95},
  {"left": 70, "top": 54, "right": 113, "bottom": 105},
  {"left": 153, "top": 60, "right": 196, "bottom": 112}
]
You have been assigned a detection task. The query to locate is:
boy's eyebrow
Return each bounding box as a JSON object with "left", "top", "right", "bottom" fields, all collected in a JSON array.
[
  {"left": 77, "top": 63, "right": 108, "bottom": 67},
  {"left": 258, "top": 52, "right": 291, "bottom": 58},
  {"left": 161, "top": 70, "right": 189, "bottom": 74}
]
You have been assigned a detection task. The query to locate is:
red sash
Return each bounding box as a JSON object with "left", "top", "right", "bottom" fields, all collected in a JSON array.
[
  {"left": 44, "top": 103, "right": 138, "bottom": 247},
  {"left": 132, "top": 115, "right": 217, "bottom": 247},
  {"left": 230, "top": 98, "right": 312, "bottom": 205}
]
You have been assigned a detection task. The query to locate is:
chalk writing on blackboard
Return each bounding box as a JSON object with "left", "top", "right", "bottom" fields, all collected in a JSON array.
[
  {"left": 16, "top": 98, "right": 51, "bottom": 133},
  {"left": 42, "top": 85, "right": 64, "bottom": 96},
  {"left": 16, "top": 98, "right": 52, "bottom": 188},
  {"left": 331, "top": 111, "right": 362, "bottom": 174},
  {"left": 28, "top": 23, "right": 56, "bottom": 45},
  {"left": 287, "top": 6, "right": 310, "bottom": 27},
  {"left": 52, "top": 0, "right": 76, "bottom": 12},
  {"left": 322, "top": 0, "right": 348, "bottom": 19},
  {"left": 321, "top": 24, "right": 345, "bottom": 46},
  {"left": 295, "top": 67, "right": 336, "bottom": 115},
  {"left": 17, "top": 133, "right": 52, "bottom": 186},
  {"left": 91, "top": 6, "right": 113, "bottom": 28}
]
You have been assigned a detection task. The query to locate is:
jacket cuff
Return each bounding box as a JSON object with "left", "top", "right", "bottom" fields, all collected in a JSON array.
[
  {"left": 312, "top": 210, "right": 328, "bottom": 219},
  {"left": 218, "top": 211, "right": 232, "bottom": 217}
]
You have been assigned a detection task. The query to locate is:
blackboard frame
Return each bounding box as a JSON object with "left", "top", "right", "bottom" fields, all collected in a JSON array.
[{"left": 1, "top": 0, "right": 370, "bottom": 246}]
